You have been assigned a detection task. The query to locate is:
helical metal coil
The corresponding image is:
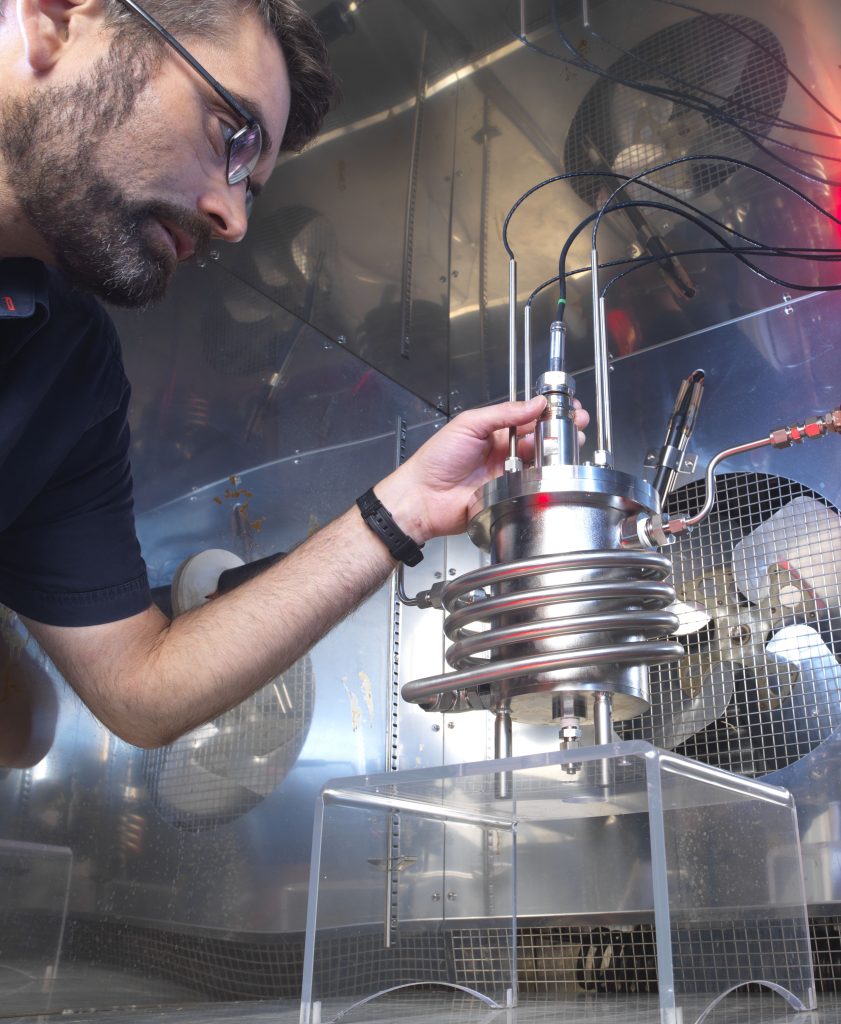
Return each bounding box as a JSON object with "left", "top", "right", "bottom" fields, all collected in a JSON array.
[{"left": 401, "top": 549, "right": 683, "bottom": 711}]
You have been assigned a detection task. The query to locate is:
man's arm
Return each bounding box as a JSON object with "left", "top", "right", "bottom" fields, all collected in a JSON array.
[{"left": 24, "top": 396, "right": 586, "bottom": 748}]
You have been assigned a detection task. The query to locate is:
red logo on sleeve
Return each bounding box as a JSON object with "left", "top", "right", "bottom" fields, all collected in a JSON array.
[{"left": 3, "top": 296, "right": 15, "bottom": 312}]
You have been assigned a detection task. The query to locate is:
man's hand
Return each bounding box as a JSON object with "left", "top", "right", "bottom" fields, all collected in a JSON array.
[{"left": 376, "top": 395, "right": 589, "bottom": 543}]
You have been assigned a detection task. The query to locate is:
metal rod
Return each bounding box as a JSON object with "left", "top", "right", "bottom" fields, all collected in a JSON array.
[
  {"left": 598, "top": 297, "right": 613, "bottom": 463},
  {"left": 590, "top": 248, "right": 608, "bottom": 459},
  {"left": 495, "top": 704, "right": 513, "bottom": 759},
  {"left": 593, "top": 692, "right": 613, "bottom": 788},
  {"left": 524, "top": 302, "right": 532, "bottom": 399},
  {"left": 494, "top": 703, "right": 513, "bottom": 800},
  {"left": 582, "top": 0, "right": 591, "bottom": 28},
  {"left": 593, "top": 692, "right": 613, "bottom": 745},
  {"left": 508, "top": 258, "right": 519, "bottom": 463},
  {"left": 520, "top": 0, "right": 527, "bottom": 38}
]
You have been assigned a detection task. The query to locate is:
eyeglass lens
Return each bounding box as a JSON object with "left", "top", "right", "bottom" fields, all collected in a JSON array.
[{"left": 227, "top": 123, "right": 263, "bottom": 186}]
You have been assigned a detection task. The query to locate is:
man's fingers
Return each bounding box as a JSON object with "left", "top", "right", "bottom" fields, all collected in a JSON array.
[
  {"left": 573, "top": 400, "right": 590, "bottom": 431},
  {"left": 458, "top": 396, "right": 547, "bottom": 438}
]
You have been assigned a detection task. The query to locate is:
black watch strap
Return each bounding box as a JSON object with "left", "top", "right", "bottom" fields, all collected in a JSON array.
[{"left": 356, "top": 487, "right": 424, "bottom": 567}]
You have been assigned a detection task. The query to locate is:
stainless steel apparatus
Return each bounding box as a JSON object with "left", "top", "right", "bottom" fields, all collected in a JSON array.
[{"left": 402, "top": 152, "right": 841, "bottom": 764}]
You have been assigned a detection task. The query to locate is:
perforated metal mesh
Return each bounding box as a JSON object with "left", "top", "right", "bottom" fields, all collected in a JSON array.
[
  {"left": 563, "top": 13, "right": 788, "bottom": 206},
  {"left": 618, "top": 472, "right": 841, "bottom": 776},
  {"left": 62, "top": 916, "right": 841, "bottom": 999},
  {"left": 142, "top": 656, "right": 315, "bottom": 831}
]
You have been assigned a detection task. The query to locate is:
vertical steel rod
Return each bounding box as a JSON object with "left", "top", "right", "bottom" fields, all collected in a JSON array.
[
  {"left": 598, "top": 296, "right": 613, "bottom": 464},
  {"left": 593, "top": 692, "right": 613, "bottom": 746},
  {"left": 494, "top": 704, "right": 513, "bottom": 800},
  {"left": 593, "top": 692, "right": 613, "bottom": 788},
  {"left": 523, "top": 302, "right": 532, "bottom": 399},
  {"left": 508, "top": 259, "right": 519, "bottom": 464},
  {"left": 590, "top": 247, "right": 607, "bottom": 456}
]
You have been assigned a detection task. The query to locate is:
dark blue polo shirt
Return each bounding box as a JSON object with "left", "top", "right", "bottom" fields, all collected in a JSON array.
[{"left": 0, "top": 259, "right": 151, "bottom": 626}]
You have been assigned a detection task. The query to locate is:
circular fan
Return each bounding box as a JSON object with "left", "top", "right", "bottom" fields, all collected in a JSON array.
[
  {"left": 143, "top": 549, "right": 316, "bottom": 831},
  {"left": 564, "top": 14, "right": 789, "bottom": 207},
  {"left": 142, "top": 656, "right": 316, "bottom": 832},
  {"left": 618, "top": 472, "right": 841, "bottom": 777}
]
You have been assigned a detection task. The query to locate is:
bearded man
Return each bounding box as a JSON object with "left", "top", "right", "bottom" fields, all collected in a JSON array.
[{"left": 0, "top": 0, "right": 586, "bottom": 750}]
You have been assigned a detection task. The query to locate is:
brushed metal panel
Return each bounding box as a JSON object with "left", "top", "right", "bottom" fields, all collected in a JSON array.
[{"left": 216, "top": 7, "right": 458, "bottom": 409}]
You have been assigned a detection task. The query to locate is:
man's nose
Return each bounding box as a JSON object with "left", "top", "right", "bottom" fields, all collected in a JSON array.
[{"left": 197, "top": 183, "right": 249, "bottom": 244}]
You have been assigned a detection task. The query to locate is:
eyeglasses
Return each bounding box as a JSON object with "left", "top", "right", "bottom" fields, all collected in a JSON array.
[{"left": 114, "top": 0, "right": 263, "bottom": 206}]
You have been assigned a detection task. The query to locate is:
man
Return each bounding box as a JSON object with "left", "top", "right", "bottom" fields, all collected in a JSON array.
[{"left": 0, "top": 0, "right": 586, "bottom": 749}]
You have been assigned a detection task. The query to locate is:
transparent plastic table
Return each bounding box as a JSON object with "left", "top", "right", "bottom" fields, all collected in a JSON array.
[
  {"left": 0, "top": 838, "right": 73, "bottom": 1014},
  {"left": 300, "top": 741, "right": 815, "bottom": 1024}
]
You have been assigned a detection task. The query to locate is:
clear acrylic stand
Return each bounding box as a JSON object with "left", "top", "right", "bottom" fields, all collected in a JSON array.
[
  {"left": 300, "top": 741, "right": 815, "bottom": 1024},
  {"left": 0, "top": 839, "right": 73, "bottom": 1014}
]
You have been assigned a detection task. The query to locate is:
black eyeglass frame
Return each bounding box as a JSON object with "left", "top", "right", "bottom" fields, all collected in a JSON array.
[{"left": 114, "top": 0, "right": 263, "bottom": 194}]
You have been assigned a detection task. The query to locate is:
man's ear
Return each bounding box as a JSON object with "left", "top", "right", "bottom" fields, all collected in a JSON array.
[{"left": 15, "top": 0, "right": 101, "bottom": 73}]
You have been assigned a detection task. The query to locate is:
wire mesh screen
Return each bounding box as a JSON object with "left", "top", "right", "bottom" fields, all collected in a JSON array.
[
  {"left": 563, "top": 13, "right": 788, "bottom": 206},
  {"left": 61, "top": 916, "right": 841, "bottom": 999},
  {"left": 142, "top": 656, "right": 315, "bottom": 831},
  {"left": 617, "top": 472, "right": 841, "bottom": 776}
]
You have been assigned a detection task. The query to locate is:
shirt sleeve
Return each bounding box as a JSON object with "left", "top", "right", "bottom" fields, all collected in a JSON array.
[{"left": 0, "top": 382, "right": 152, "bottom": 627}]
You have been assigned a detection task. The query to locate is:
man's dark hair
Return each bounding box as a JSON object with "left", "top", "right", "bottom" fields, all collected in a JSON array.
[{"left": 101, "top": 0, "right": 335, "bottom": 152}]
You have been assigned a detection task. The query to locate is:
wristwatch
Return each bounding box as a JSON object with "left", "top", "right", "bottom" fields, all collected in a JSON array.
[{"left": 356, "top": 487, "right": 424, "bottom": 566}]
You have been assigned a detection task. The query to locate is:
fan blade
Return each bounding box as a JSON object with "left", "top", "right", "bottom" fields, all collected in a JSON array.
[
  {"left": 646, "top": 662, "right": 736, "bottom": 750},
  {"left": 732, "top": 496, "right": 841, "bottom": 611},
  {"left": 765, "top": 624, "right": 841, "bottom": 744}
]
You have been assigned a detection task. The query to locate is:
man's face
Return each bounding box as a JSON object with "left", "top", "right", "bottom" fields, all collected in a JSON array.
[{"left": 0, "top": 12, "right": 290, "bottom": 308}]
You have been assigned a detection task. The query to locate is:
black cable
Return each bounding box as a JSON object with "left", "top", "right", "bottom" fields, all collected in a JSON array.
[
  {"left": 527, "top": 245, "right": 841, "bottom": 312},
  {"left": 503, "top": 163, "right": 805, "bottom": 260},
  {"left": 555, "top": 196, "right": 811, "bottom": 313},
  {"left": 600, "top": 244, "right": 841, "bottom": 298},
  {"left": 518, "top": 14, "right": 841, "bottom": 185},
  {"left": 591, "top": 154, "right": 841, "bottom": 251}
]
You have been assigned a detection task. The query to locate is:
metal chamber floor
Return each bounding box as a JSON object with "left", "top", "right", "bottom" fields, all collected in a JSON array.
[{"left": 5, "top": 991, "right": 841, "bottom": 1024}]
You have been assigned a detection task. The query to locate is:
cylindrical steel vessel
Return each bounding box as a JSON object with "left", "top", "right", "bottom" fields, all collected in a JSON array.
[{"left": 401, "top": 465, "right": 682, "bottom": 723}]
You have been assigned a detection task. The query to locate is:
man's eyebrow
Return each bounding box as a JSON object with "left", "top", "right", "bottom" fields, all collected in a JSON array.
[{"left": 228, "top": 90, "right": 274, "bottom": 155}]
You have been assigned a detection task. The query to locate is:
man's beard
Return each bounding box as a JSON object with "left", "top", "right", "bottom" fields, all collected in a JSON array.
[{"left": 0, "top": 42, "right": 212, "bottom": 308}]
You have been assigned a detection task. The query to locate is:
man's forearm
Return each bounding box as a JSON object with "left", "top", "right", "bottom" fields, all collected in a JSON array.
[{"left": 26, "top": 502, "right": 398, "bottom": 747}]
